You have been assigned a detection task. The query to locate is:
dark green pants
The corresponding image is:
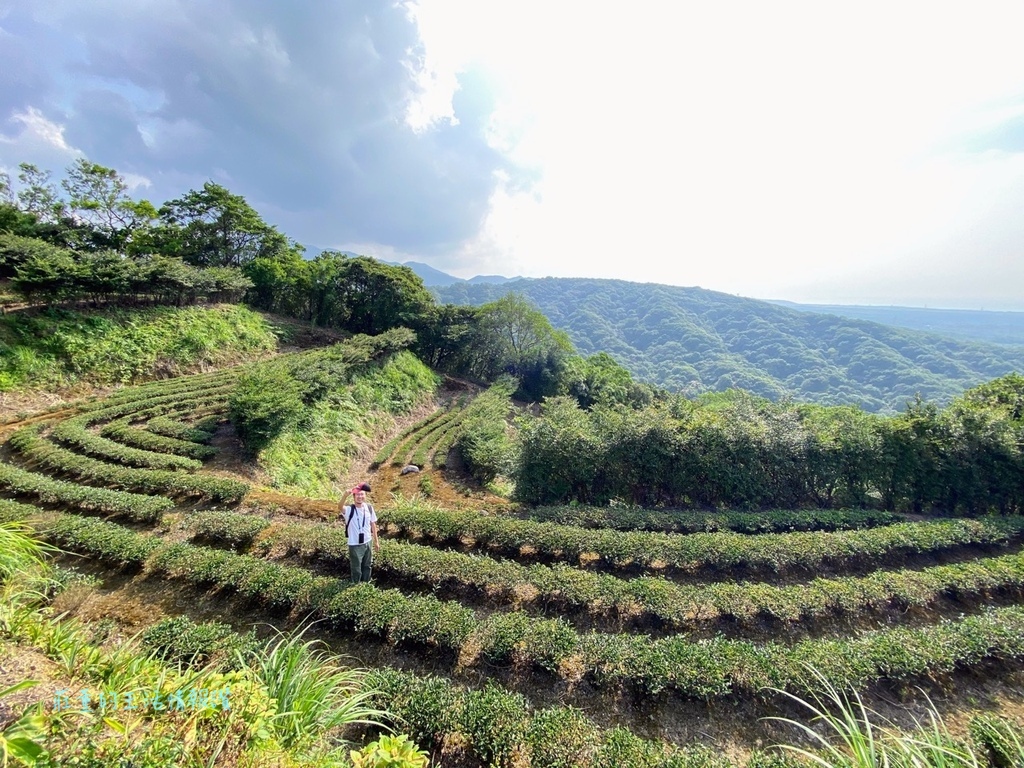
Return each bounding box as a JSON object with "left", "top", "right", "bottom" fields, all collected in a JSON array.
[{"left": 349, "top": 543, "right": 373, "bottom": 583}]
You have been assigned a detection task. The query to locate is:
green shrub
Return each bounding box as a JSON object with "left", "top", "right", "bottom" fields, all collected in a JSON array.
[
  {"left": 229, "top": 362, "right": 306, "bottom": 453},
  {"left": 459, "top": 682, "right": 530, "bottom": 767},
  {"left": 183, "top": 510, "right": 270, "bottom": 549},
  {"left": 350, "top": 734, "right": 430, "bottom": 768},
  {"left": 365, "top": 669, "right": 459, "bottom": 753},
  {"left": 526, "top": 706, "right": 600, "bottom": 768},
  {"left": 455, "top": 378, "right": 517, "bottom": 484},
  {"left": 140, "top": 615, "right": 259, "bottom": 669}
]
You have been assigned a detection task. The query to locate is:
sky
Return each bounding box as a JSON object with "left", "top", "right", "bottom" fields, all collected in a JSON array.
[{"left": 2, "top": 2, "right": 1024, "bottom": 309}]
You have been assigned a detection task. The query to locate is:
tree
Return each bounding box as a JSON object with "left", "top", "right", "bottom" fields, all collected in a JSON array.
[
  {"left": 413, "top": 303, "right": 481, "bottom": 373},
  {"left": 513, "top": 395, "right": 603, "bottom": 504},
  {"left": 10, "top": 243, "right": 79, "bottom": 304},
  {"left": 16, "top": 163, "right": 64, "bottom": 224},
  {"left": 559, "top": 352, "right": 651, "bottom": 409},
  {"left": 158, "top": 182, "right": 289, "bottom": 267},
  {"left": 0, "top": 171, "right": 13, "bottom": 205},
  {"left": 243, "top": 250, "right": 308, "bottom": 315},
  {"left": 61, "top": 158, "right": 157, "bottom": 250},
  {"left": 335, "top": 256, "right": 434, "bottom": 335},
  {"left": 470, "top": 293, "right": 574, "bottom": 399}
]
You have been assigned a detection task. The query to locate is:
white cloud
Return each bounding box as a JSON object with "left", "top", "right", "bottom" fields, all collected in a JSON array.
[
  {"left": 0, "top": 107, "right": 82, "bottom": 177},
  {"left": 414, "top": 2, "right": 1024, "bottom": 306},
  {"left": 1, "top": 107, "right": 77, "bottom": 154},
  {"left": 6, "top": 1, "right": 1024, "bottom": 308},
  {"left": 121, "top": 172, "right": 151, "bottom": 191}
]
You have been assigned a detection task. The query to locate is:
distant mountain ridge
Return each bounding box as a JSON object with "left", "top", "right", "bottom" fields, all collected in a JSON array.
[
  {"left": 434, "top": 277, "right": 1024, "bottom": 413},
  {"left": 383, "top": 260, "right": 518, "bottom": 287},
  {"left": 301, "top": 249, "right": 517, "bottom": 287},
  {"left": 387, "top": 260, "right": 1024, "bottom": 347}
]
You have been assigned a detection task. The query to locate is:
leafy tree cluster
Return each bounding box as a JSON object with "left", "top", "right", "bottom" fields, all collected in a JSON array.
[
  {"left": 2, "top": 234, "right": 251, "bottom": 306},
  {"left": 0, "top": 161, "right": 292, "bottom": 306},
  {"left": 1, "top": 162, "right": 292, "bottom": 263},
  {"left": 415, "top": 293, "right": 657, "bottom": 404},
  {"left": 244, "top": 251, "right": 434, "bottom": 336},
  {"left": 514, "top": 374, "right": 1024, "bottom": 515}
]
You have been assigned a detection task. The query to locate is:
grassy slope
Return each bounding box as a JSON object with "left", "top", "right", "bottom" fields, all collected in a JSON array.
[
  {"left": 435, "top": 278, "right": 1024, "bottom": 413},
  {"left": 0, "top": 304, "right": 280, "bottom": 393}
]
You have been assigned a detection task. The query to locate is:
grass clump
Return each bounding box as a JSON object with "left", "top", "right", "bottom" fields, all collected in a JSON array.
[
  {"left": 767, "top": 668, "right": 1022, "bottom": 768},
  {"left": 248, "top": 624, "right": 385, "bottom": 753}
]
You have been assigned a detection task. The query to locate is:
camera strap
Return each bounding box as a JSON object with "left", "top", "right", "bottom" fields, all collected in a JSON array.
[{"left": 344, "top": 503, "right": 374, "bottom": 539}]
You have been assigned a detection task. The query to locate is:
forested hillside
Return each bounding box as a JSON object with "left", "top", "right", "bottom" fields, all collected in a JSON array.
[{"left": 435, "top": 278, "right": 1024, "bottom": 412}]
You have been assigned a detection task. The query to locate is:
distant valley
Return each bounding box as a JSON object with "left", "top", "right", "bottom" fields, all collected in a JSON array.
[{"left": 769, "top": 301, "right": 1024, "bottom": 347}]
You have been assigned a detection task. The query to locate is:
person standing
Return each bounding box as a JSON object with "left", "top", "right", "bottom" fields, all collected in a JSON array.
[{"left": 339, "top": 482, "right": 379, "bottom": 584}]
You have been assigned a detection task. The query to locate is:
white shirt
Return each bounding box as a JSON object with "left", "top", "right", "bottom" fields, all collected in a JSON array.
[{"left": 344, "top": 502, "right": 377, "bottom": 546}]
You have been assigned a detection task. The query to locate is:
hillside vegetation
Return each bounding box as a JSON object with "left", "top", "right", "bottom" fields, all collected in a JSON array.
[
  {"left": 6, "top": 154, "right": 1024, "bottom": 768},
  {"left": 435, "top": 278, "right": 1024, "bottom": 412},
  {"left": 243, "top": 344, "right": 440, "bottom": 497},
  {"left": 2, "top": 343, "right": 1024, "bottom": 766},
  {"left": 0, "top": 304, "right": 278, "bottom": 393}
]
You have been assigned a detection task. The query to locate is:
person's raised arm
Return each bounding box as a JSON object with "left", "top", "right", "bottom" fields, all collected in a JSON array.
[{"left": 338, "top": 488, "right": 353, "bottom": 516}]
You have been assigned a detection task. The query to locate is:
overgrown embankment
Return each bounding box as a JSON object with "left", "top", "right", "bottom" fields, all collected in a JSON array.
[
  {"left": 0, "top": 303, "right": 279, "bottom": 394},
  {"left": 224, "top": 329, "right": 441, "bottom": 497}
]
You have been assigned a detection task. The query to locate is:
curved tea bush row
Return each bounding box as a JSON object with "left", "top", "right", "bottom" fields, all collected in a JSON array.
[
  {"left": 357, "top": 536, "right": 1024, "bottom": 631},
  {"left": 370, "top": 408, "right": 448, "bottom": 469},
  {"left": 525, "top": 506, "right": 902, "bottom": 535},
  {"left": 397, "top": 409, "right": 462, "bottom": 467},
  {"left": 368, "top": 668, "right": 738, "bottom": 768},
  {"left": 203, "top": 512, "right": 1024, "bottom": 633},
  {"left": 389, "top": 409, "right": 463, "bottom": 468},
  {"left": 0, "top": 497, "right": 49, "bottom": 523},
  {"left": 430, "top": 422, "right": 462, "bottom": 469},
  {"left": 79, "top": 385, "right": 236, "bottom": 425},
  {"left": 99, "top": 420, "right": 217, "bottom": 459},
  {"left": 8, "top": 424, "right": 248, "bottom": 502},
  {"left": 423, "top": 403, "right": 472, "bottom": 469},
  {"left": 0, "top": 459, "right": 174, "bottom": 520},
  {"left": 411, "top": 406, "right": 470, "bottom": 469},
  {"left": 46, "top": 513, "right": 165, "bottom": 565},
  {"left": 151, "top": 405, "right": 226, "bottom": 429},
  {"left": 381, "top": 501, "right": 1024, "bottom": 576},
  {"left": 368, "top": 668, "right": 1024, "bottom": 768},
  {"left": 147, "top": 416, "right": 216, "bottom": 443},
  {"left": 81, "top": 396, "right": 230, "bottom": 436},
  {"left": 574, "top": 606, "right": 1024, "bottom": 697},
  {"left": 78, "top": 369, "right": 240, "bottom": 411},
  {"left": 51, "top": 417, "right": 202, "bottom": 471},
  {"left": 182, "top": 510, "right": 271, "bottom": 549},
  {"left": 74, "top": 375, "right": 236, "bottom": 423},
  {"left": 32, "top": 511, "right": 1024, "bottom": 699}
]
